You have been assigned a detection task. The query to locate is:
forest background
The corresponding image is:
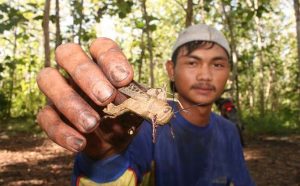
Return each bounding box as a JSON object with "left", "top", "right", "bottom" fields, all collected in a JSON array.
[{"left": 0, "top": 0, "right": 299, "bottom": 135}]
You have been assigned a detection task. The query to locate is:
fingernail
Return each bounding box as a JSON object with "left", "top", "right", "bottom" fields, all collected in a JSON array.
[
  {"left": 66, "top": 136, "right": 85, "bottom": 151},
  {"left": 80, "top": 111, "right": 98, "bottom": 132},
  {"left": 92, "top": 83, "right": 114, "bottom": 103},
  {"left": 111, "top": 65, "right": 129, "bottom": 82}
]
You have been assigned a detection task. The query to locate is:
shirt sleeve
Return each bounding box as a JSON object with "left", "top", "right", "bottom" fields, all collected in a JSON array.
[{"left": 71, "top": 120, "right": 154, "bottom": 186}]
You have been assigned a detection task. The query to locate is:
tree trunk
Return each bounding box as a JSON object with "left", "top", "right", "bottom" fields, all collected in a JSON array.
[
  {"left": 141, "top": 0, "right": 155, "bottom": 87},
  {"left": 7, "top": 29, "right": 18, "bottom": 118},
  {"left": 257, "top": 37, "right": 265, "bottom": 117},
  {"left": 185, "top": 0, "right": 193, "bottom": 27},
  {"left": 42, "top": 0, "right": 51, "bottom": 67},
  {"left": 55, "top": 0, "right": 62, "bottom": 48},
  {"left": 138, "top": 32, "right": 145, "bottom": 83},
  {"left": 253, "top": 0, "right": 265, "bottom": 117},
  {"left": 268, "top": 64, "right": 278, "bottom": 111},
  {"left": 70, "top": 1, "right": 76, "bottom": 42},
  {"left": 293, "top": 0, "right": 300, "bottom": 125},
  {"left": 221, "top": 1, "right": 241, "bottom": 112},
  {"left": 55, "top": 0, "right": 62, "bottom": 69},
  {"left": 78, "top": 0, "right": 84, "bottom": 44},
  {"left": 248, "top": 62, "right": 255, "bottom": 113},
  {"left": 199, "top": 0, "right": 206, "bottom": 22}
]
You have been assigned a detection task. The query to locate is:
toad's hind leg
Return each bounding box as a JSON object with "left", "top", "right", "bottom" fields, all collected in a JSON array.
[{"left": 103, "top": 102, "right": 129, "bottom": 117}]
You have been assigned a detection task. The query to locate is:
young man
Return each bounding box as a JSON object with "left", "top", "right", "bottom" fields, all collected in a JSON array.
[{"left": 37, "top": 24, "right": 255, "bottom": 186}]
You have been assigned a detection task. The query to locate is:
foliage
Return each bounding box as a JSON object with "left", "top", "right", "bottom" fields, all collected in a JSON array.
[
  {"left": 0, "top": 0, "right": 298, "bottom": 135},
  {"left": 97, "top": 0, "right": 134, "bottom": 19},
  {"left": 0, "top": 3, "right": 28, "bottom": 34},
  {"left": 0, "top": 117, "right": 42, "bottom": 135},
  {"left": 0, "top": 91, "right": 9, "bottom": 118},
  {"left": 243, "top": 109, "right": 300, "bottom": 135}
]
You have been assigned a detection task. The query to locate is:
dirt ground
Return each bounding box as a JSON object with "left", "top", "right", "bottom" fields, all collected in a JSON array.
[{"left": 0, "top": 133, "right": 299, "bottom": 186}]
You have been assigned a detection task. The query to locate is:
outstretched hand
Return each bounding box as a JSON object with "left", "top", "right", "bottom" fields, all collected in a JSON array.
[{"left": 36, "top": 38, "right": 143, "bottom": 159}]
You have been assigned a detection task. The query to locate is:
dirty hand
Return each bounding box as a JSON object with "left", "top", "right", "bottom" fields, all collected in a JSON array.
[{"left": 36, "top": 38, "right": 143, "bottom": 159}]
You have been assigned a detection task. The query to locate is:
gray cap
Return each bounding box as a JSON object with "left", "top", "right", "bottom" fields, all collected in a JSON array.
[{"left": 172, "top": 24, "right": 230, "bottom": 56}]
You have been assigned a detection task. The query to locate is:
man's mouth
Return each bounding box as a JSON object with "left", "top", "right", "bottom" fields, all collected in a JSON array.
[{"left": 190, "top": 83, "right": 216, "bottom": 94}]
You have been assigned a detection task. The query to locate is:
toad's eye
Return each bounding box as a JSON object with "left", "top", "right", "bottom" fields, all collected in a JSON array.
[{"left": 164, "top": 107, "right": 171, "bottom": 113}]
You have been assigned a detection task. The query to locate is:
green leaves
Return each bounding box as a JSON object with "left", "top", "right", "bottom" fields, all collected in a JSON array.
[
  {"left": 0, "top": 91, "right": 9, "bottom": 116},
  {"left": 256, "top": 4, "right": 270, "bottom": 18},
  {"left": 117, "top": 0, "right": 133, "bottom": 18},
  {"left": 0, "top": 3, "right": 28, "bottom": 34},
  {"left": 33, "top": 15, "right": 43, "bottom": 20},
  {"left": 134, "top": 15, "right": 158, "bottom": 31},
  {"left": 135, "top": 19, "right": 145, "bottom": 29},
  {"left": 0, "top": 0, "right": 297, "bottom": 130},
  {"left": 96, "top": 0, "right": 133, "bottom": 20}
]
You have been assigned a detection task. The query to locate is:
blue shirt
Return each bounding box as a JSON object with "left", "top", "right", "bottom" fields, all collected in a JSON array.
[{"left": 72, "top": 105, "right": 255, "bottom": 186}]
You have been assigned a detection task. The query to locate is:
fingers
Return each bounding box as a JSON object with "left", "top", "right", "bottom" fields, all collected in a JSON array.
[
  {"left": 55, "top": 38, "right": 133, "bottom": 106},
  {"left": 36, "top": 38, "right": 136, "bottom": 156},
  {"left": 55, "top": 43, "right": 117, "bottom": 106},
  {"left": 37, "top": 67, "right": 100, "bottom": 133},
  {"left": 89, "top": 38, "right": 134, "bottom": 87},
  {"left": 37, "top": 105, "right": 86, "bottom": 152}
]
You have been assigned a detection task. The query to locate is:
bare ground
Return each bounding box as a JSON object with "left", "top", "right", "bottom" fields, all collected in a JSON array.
[{"left": 0, "top": 133, "right": 299, "bottom": 186}]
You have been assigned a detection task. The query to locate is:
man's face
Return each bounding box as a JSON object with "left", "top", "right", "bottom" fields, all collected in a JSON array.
[{"left": 167, "top": 44, "right": 230, "bottom": 107}]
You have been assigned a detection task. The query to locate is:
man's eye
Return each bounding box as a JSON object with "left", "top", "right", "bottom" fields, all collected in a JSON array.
[
  {"left": 187, "top": 61, "right": 197, "bottom": 66},
  {"left": 213, "top": 63, "right": 225, "bottom": 68}
]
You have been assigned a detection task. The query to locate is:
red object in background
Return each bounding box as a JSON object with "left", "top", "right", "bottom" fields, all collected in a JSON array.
[
  {"left": 226, "top": 106, "right": 232, "bottom": 112},
  {"left": 215, "top": 97, "right": 245, "bottom": 147},
  {"left": 223, "top": 101, "right": 234, "bottom": 112}
]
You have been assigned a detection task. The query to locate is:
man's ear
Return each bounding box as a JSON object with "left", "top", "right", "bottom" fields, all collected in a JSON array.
[{"left": 165, "top": 60, "right": 175, "bottom": 81}]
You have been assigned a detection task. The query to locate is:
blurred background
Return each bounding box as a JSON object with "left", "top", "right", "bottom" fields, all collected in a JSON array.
[{"left": 0, "top": 0, "right": 299, "bottom": 185}]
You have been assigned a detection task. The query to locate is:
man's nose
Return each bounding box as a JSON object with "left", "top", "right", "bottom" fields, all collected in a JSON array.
[{"left": 196, "top": 64, "right": 212, "bottom": 81}]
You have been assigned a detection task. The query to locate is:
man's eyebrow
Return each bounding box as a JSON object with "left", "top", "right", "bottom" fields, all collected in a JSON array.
[
  {"left": 211, "top": 56, "right": 228, "bottom": 61},
  {"left": 187, "top": 54, "right": 228, "bottom": 61},
  {"left": 186, "top": 54, "right": 202, "bottom": 60}
]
